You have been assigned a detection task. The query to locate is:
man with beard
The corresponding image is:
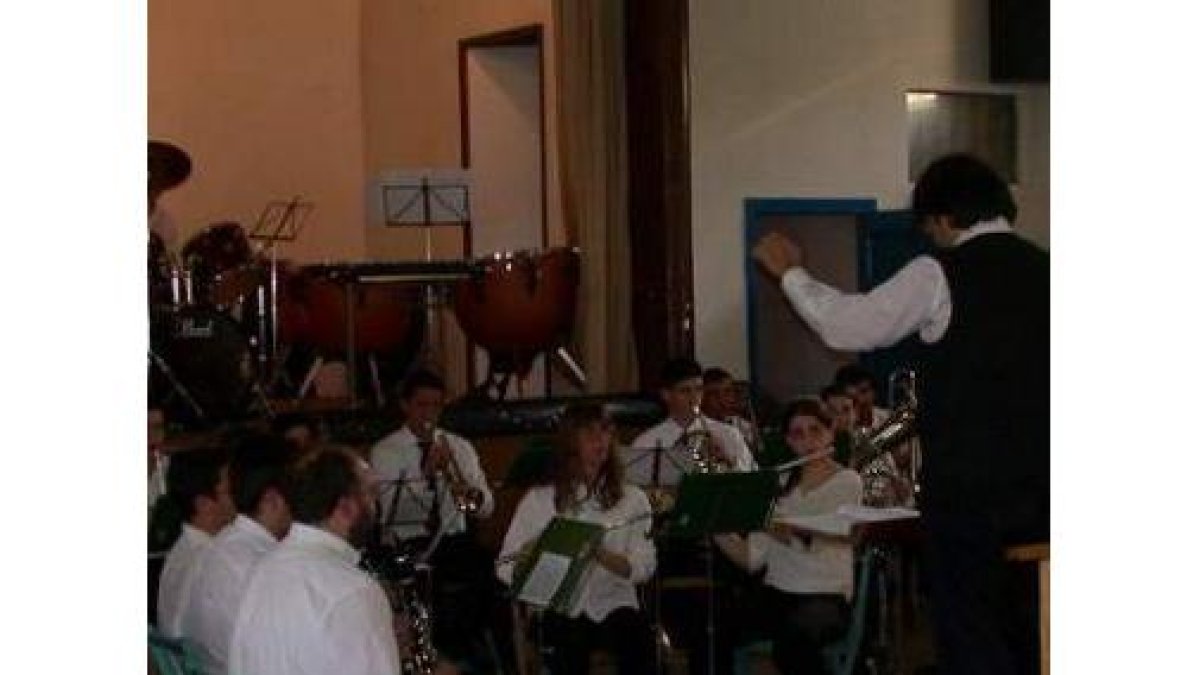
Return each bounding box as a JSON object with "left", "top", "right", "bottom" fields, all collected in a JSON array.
[{"left": 227, "top": 447, "right": 399, "bottom": 675}]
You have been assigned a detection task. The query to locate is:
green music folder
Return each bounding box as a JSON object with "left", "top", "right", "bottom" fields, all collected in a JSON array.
[
  {"left": 664, "top": 470, "right": 781, "bottom": 538},
  {"left": 512, "top": 516, "right": 605, "bottom": 613}
]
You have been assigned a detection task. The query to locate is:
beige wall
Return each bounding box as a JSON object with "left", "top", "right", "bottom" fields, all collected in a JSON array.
[
  {"left": 689, "top": 0, "right": 1051, "bottom": 378},
  {"left": 149, "top": 0, "right": 366, "bottom": 262},
  {"left": 361, "top": 0, "right": 559, "bottom": 261}
]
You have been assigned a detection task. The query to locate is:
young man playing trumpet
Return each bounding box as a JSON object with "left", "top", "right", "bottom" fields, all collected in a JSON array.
[{"left": 369, "top": 368, "right": 497, "bottom": 671}]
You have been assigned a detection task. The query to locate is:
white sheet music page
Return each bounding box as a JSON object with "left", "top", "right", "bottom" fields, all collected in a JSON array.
[{"left": 517, "top": 552, "right": 572, "bottom": 607}]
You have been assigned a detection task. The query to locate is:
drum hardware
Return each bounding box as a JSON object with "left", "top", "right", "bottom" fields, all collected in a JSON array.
[{"left": 147, "top": 349, "right": 206, "bottom": 420}]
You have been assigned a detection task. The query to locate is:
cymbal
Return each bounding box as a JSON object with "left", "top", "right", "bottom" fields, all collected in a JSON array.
[{"left": 149, "top": 139, "right": 192, "bottom": 192}]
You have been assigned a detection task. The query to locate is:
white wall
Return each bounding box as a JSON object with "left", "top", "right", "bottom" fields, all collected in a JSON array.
[{"left": 689, "top": 0, "right": 1050, "bottom": 378}]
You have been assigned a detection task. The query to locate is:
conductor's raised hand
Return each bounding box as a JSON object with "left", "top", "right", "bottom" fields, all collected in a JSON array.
[{"left": 752, "top": 232, "right": 804, "bottom": 281}]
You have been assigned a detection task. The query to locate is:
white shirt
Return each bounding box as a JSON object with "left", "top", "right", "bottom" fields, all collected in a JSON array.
[
  {"left": 779, "top": 218, "right": 1015, "bottom": 351},
  {"left": 622, "top": 415, "right": 757, "bottom": 488},
  {"left": 497, "top": 484, "right": 656, "bottom": 622},
  {"left": 228, "top": 523, "right": 399, "bottom": 675},
  {"left": 157, "top": 523, "right": 214, "bottom": 637},
  {"left": 748, "top": 468, "right": 863, "bottom": 599},
  {"left": 181, "top": 515, "right": 278, "bottom": 675},
  {"left": 369, "top": 425, "right": 495, "bottom": 540}
]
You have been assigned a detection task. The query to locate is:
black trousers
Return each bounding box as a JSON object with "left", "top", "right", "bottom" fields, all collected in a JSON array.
[
  {"left": 758, "top": 588, "right": 849, "bottom": 675},
  {"left": 921, "top": 506, "right": 1041, "bottom": 675},
  {"left": 541, "top": 607, "right": 657, "bottom": 675}
]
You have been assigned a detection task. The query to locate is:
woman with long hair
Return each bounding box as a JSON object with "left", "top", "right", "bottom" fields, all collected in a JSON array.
[
  {"left": 497, "top": 402, "right": 657, "bottom": 674},
  {"left": 715, "top": 398, "right": 863, "bottom": 674}
]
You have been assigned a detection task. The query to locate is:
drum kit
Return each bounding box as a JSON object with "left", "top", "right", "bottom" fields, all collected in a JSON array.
[{"left": 148, "top": 222, "right": 582, "bottom": 422}]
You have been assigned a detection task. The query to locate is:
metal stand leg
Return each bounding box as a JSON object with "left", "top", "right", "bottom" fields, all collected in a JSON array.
[
  {"left": 298, "top": 356, "right": 325, "bottom": 398},
  {"left": 148, "top": 350, "right": 205, "bottom": 420}
]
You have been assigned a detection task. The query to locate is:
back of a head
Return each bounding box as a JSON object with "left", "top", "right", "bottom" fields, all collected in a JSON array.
[
  {"left": 660, "top": 357, "right": 702, "bottom": 389},
  {"left": 287, "top": 447, "right": 362, "bottom": 525},
  {"left": 166, "top": 446, "right": 231, "bottom": 521},
  {"left": 229, "top": 433, "right": 295, "bottom": 516},
  {"left": 911, "top": 153, "right": 1017, "bottom": 230},
  {"left": 833, "top": 364, "right": 874, "bottom": 390}
]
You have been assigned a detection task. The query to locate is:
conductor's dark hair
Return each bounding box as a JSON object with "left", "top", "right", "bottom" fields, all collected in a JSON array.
[
  {"left": 287, "top": 448, "right": 363, "bottom": 525},
  {"left": 229, "top": 433, "right": 294, "bottom": 516},
  {"left": 911, "top": 153, "right": 1017, "bottom": 230},
  {"left": 400, "top": 369, "right": 446, "bottom": 400},
  {"left": 660, "top": 358, "right": 703, "bottom": 389},
  {"left": 166, "top": 446, "right": 231, "bottom": 521}
]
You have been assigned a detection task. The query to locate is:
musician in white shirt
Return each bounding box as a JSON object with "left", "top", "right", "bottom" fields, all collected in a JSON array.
[
  {"left": 180, "top": 434, "right": 293, "bottom": 674},
  {"left": 701, "top": 366, "right": 759, "bottom": 454},
  {"left": 156, "top": 447, "right": 236, "bottom": 637},
  {"left": 229, "top": 447, "right": 402, "bottom": 675},
  {"left": 369, "top": 369, "right": 497, "bottom": 669},
  {"left": 624, "top": 358, "right": 755, "bottom": 494},
  {"left": 498, "top": 403, "right": 657, "bottom": 675},
  {"left": 715, "top": 399, "right": 863, "bottom": 675}
]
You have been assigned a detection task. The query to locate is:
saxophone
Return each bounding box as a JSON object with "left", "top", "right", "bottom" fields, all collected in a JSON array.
[{"left": 360, "top": 547, "right": 438, "bottom": 675}]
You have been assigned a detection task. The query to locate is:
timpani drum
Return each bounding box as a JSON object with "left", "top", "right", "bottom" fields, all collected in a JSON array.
[{"left": 452, "top": 248, "right": 580, "bottom": 377}]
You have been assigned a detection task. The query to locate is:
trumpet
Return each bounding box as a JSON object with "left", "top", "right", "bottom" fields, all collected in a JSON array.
[
  {"left": 418, "top": 422, "right": 485, "bottom": 515},
  {"left": 680, "top": 406, "right": 730, "bottom": 474}
]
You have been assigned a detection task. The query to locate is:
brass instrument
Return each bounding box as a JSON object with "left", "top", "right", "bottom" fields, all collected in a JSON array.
[
  {"left": 680, "top": 405, "right": 730, "bottom": 474},
  {"left": 360, "top": 548, "right": 438, "bottom": 675},
  {"left": 418, "top": 422, "right": 485, "bottom": 515},
  {"left": 854, "top": 368, "right": 919, "bottom": 507}
]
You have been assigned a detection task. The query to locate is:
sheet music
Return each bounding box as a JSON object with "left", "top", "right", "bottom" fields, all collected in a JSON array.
[
  {"left": 517, "top": 552, "right": 573, "bottom": 607},
  {"left": 835, "top": 505, "right": 920, "bottom": 522},
  {"left": 776, "top": 513, "right": 853, "bottom": 537}
]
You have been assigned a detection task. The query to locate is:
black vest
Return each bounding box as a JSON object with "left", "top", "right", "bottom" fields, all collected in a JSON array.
[{"left": 917, "top": 232, "right": 1049, "bottom": 536}]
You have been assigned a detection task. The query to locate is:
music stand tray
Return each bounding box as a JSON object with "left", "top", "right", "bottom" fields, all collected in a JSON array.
[
  {"left": 512, "top": 516, "right": 604, "bottom": 613},
  {"left": 663, "top": 470, "right": 780, "bottom": 538}
]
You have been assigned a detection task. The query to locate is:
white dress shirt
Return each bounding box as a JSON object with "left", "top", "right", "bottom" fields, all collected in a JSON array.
[
  {"left": 181, "top": 515, "right": 278, "bottom": 675},
  {"left": 747, "top": 468, "right": 863, "bottom": 599},
  {"left": 369, "top": 425, "right": 495, "bottom": 541},
  {"left": 497, "top": 484, "right": 657, "bottom": 622},
  {"left": 228, "top": 523, "right": 399, "bottom": 675},
  {"left": 157, "top": 523, "right": 214, "bottom": 637},
  {"left": 780, "top": 218, "right": 1015, "bottom": 351},
  {"left": 622, "top": 415, "right": 756, "bottom": 488}
]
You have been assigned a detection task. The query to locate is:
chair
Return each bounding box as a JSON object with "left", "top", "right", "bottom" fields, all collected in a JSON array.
[
  {"left": 732, "top": 547, "right": 880, "bottom": 675},
  {"left": 822, "top": 546, "right": 881, "bottom": 675},
  {"left": 148, "top": 625, "right": 207, "bottom": 675}
]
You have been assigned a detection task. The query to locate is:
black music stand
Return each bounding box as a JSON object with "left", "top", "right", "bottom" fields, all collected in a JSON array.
[
  {"left": 247, "top": 197, "right": 313, "bottom": 393},
  {"left": 381, "top": 170, "right": 471, "bottom": 379}
]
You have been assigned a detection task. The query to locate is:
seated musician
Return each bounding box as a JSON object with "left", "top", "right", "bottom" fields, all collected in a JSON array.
[
  {"left": 628, "top": 358, "right": 755, "bottom": 492},
  {"left": 180, "top": 433, "right": 293, "bottom": 674},
  {"left": 229, "top": 448, "right": 411, "bottom": 675},
  {"left": 701, "top": 366, "right": 759, "bottom": 453},
  {"left": 157, "top": 446, "right": 236, "bottom": 637},
  {"left": 830, "top": 367, "right": 917, "bottom": 508},
  {"left": 497, "top": 402, "right": 657, "bottom": 675},
  {"left": 820, "top": 383, "right": 857, "bottom": 466},
  {"left": 714, "top": 399, "right": 863, "bottom": 675},
  {"left": 369, "top": 369, "right": 497, "bottom": 669}
]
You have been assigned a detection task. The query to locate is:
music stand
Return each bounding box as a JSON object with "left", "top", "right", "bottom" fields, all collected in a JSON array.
[
  {"left": 247, "top": 197, "right": 312, "bottom": 392},
  {"left": 657, "top": 470, "right": 781, "bottom": 675},
  {"left": 380, "top": 169, "right": 471, "bottom": 378}
]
